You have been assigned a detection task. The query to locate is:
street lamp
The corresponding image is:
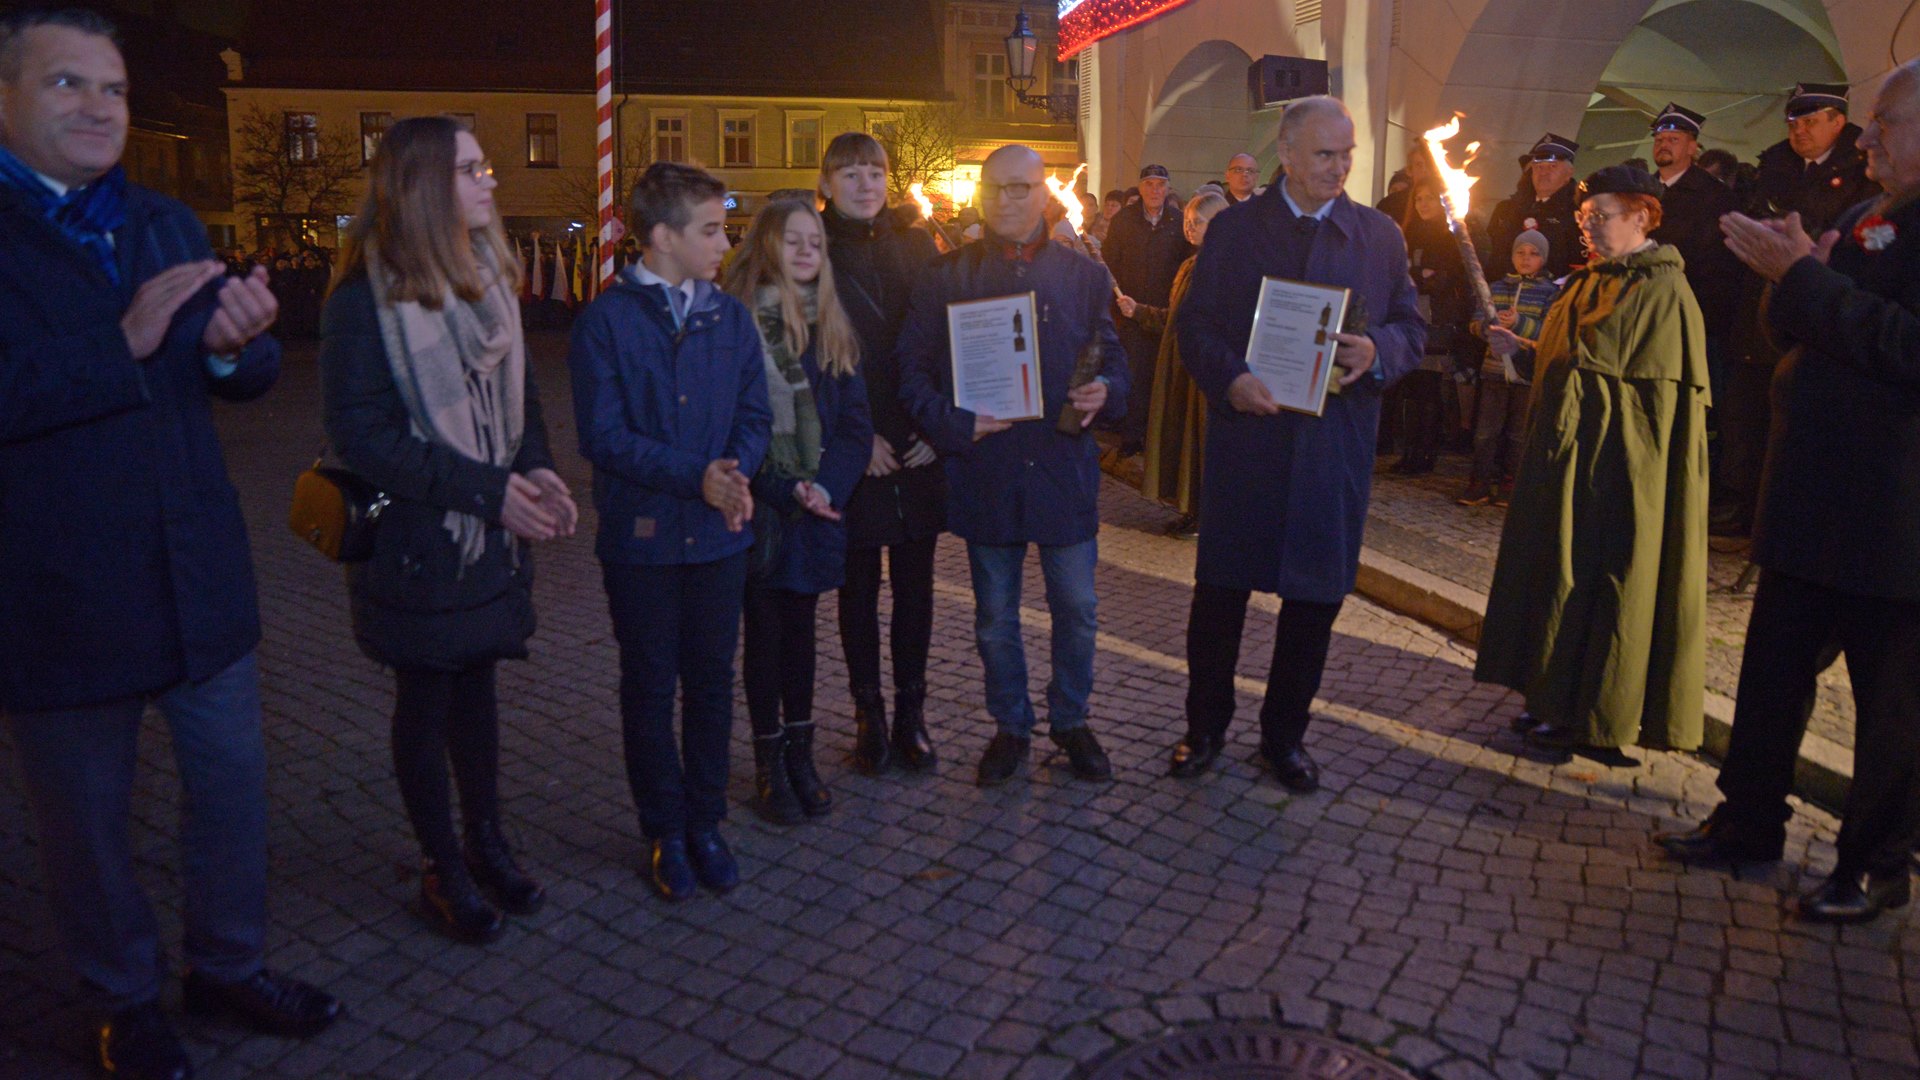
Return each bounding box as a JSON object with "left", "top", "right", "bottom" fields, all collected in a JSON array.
[{"left": 1004, "top": 5, "right": 1076, "bottom": 124}]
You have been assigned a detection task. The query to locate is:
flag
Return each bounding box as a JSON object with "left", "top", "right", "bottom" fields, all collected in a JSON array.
[
  {"left": 529, "top": 237, "right": 545, "bottom": 300},
  {"left": 514, "top": 235, "right": 529, "bottom": 301},
  {"left": 571, "top": 243, "right": 586, "bottom": 305},
  {"left": 550, "top": 244, "right": 573, "bottom": 306}
]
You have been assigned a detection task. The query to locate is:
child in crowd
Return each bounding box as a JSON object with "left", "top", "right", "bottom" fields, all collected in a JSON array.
[
  {"left": 1459, "top": 229, "right": 1558, "bottom": 506},
  {"left": 568, "top": 162, "right": 771, "bottom": 900}
]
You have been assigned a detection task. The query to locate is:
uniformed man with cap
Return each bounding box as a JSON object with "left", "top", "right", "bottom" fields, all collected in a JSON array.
[
  {"left": 1649, "top": 103, "right": 1742, "bottom": 410},
  {"left": 1715, "top": 82, "right": 1882, "bottom": 537},
  {"left": 1485, "top": 134, "right": 1583, "bottom": 281},
  {"left": 1104, "top": 162, "right": 1194, "bottom": 459}
]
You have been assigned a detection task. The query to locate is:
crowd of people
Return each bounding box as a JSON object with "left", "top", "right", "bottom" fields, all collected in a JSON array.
[{"left": 3, "top": 5, "right": 1918, "bottom": 1078}]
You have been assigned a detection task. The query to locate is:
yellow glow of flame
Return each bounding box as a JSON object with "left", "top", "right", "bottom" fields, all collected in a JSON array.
[
  {"left": 1043, "top": 163, "right": 1090, "bottom": 234},
  {"left": 950, "top": 175, "right": 977, "bottom": 208},
  {"left": 908, "top": 182, "right": 935, "bottom": 222},
  {"left": 1421, "top": 114, "right": 1481, "bottom": 225}
]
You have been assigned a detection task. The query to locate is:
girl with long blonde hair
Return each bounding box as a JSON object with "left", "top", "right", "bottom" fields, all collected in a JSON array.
[{"left": 722, "top": 198, "right": 872, "bottom": 824}]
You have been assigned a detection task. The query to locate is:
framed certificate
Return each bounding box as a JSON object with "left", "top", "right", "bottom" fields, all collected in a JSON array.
[
  {"left": 947, "top": 291, "right": 1044, "bottom": 422},
  {"left": 1244, "top": 277, "right": 1351, "bottom": 417}
]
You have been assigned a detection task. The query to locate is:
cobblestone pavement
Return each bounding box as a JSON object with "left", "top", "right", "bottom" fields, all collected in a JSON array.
[
  {"left": 2, "top": 336, "right": 1914, "bottom": 1080},
  {"left": 1364, "top": 455, "right": 1859, "bottom": 755}
]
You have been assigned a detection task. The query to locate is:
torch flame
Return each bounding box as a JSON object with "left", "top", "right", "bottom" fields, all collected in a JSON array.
[
  {"left": 1421, "top": 114, "right": 1481, "bottom": 225},
  {"left": 908, "top": 182, "right": 935, "bottom": 223},
  {"left": 1043, "top": 163, "right": 1090, "bottom": 234}
]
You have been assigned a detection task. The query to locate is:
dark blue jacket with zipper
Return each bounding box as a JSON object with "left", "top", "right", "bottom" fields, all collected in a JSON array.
[{"left": 568, "top": 270, "right": 772, "bottom": 566}]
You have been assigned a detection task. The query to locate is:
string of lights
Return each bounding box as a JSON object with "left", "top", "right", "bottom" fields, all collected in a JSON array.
[{"left": 1057, "top": 0, "right": 1199, "bottom": 59}]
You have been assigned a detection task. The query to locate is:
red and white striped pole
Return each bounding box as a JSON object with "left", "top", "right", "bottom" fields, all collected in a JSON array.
[{"left": 595, "top": 0, "right": 616, "bottom": 289}]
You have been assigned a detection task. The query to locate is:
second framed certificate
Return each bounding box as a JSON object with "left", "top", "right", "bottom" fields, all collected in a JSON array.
[
  {"left": 947, "top": 292, "right": 1044, "bottom": 422},
  {"left": 1244, "top": 277, "right": 1351, "bottom": 417}
]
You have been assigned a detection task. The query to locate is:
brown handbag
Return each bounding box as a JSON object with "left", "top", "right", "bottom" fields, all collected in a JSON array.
[{"left": 289, "top": 452, "right": 389, "bottom": 562}]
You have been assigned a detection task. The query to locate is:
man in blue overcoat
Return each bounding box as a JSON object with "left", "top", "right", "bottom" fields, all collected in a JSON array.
[
  {"left": 899, "top": 144, "right": 1129, "bottom": 788},
  {"left": 1171, "top": 96, "right": 1427, "bottom": 791},
  {"left": 0, "top": 10, "right": 338, "bottom": 1078}
]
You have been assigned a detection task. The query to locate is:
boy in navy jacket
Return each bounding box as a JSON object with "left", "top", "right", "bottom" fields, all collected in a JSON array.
[{"left": 568, "top": 163, "right": 772, "bottom": 899}]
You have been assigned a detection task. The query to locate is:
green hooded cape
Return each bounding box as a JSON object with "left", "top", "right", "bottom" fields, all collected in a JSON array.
[{"left": 1474, "top": 244, "right": 1711, "bottom": 750}]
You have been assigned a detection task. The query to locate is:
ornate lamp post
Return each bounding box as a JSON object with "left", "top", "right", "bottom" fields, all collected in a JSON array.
[{"left": 1004, "top": 5, "right": 1077, "bottom": 124}]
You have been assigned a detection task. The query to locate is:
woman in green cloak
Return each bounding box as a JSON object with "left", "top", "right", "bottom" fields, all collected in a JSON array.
[{"left": 1474, "top": 165, "right": 1711, "bottom": 761}]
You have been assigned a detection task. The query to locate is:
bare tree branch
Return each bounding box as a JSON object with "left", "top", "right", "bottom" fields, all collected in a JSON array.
[
  {"left": 230, "top": 104, "right": 362, "bottom": 231},
  {"left": 882, "top": 101, "right": 963, "bottom": 200}
]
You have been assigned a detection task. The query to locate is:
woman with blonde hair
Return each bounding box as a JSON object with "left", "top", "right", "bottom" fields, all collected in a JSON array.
[
  {"left": 321, "top": 116, "right": 577, "bottom": 943},
  {"left": 723, "top": 198, "right": 873, "bottom": 823}
]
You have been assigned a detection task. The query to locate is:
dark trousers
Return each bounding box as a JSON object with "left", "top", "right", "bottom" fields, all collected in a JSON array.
[
  {"left": 1468, "top": 377, "right": 1529, "bottom": 488},
  {"left": 4, "top": 654, "right": 267, "bottom": 1011},
  {"left": 1398, "top": 369, "right": 1446, "bottom": 466},
  {"left": 1119, "top": 323, "right": 1160, "bottom": 446},
  {"left": 1713, "top": 361, "right": 1773, "bottom": 528},
  {"left": 1718, "top": 569, "right": 1920, "bottom": 876},
  {"left": 743, "top": 584, "right": 820, "bottom": 739},
  {"left": 838, "top": 534, "right": 937, "bottom": 694},
  {"left": 603, "top": 553, "right": 748, "bottom": 839},
  {"left": 1185, "top": 583, "right": 1343, "bottom": 750},
  {"left": 390, "top": 663, "right": 499, "bottom": 864}
]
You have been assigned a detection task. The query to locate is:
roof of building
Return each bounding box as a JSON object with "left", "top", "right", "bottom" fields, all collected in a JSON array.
[{"left": 232, "top": 0, "right": 946, "bottom": 100}]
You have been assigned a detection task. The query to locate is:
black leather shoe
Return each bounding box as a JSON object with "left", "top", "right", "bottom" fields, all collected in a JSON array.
[
  {"left": 418, "top": 857, "right": 504, "bottom": 944},
  {"left": 783, "top": 722, "right": 833, "bottom": 816},
  {"left": 751, "top": 733, "right": 806, "bottom": 825},
  {"left": 686, "top": 829, "right": 740, "bottom": 894},
  {"left": 891, "top": 682, "right": 938, "bottom": 772},
  {"left": 1165, "top": 514, "right": 1199, "bottom": 541},
  {"left": 851, "top": 686, "right": 892, "bottom": 774},
  {"left": 649, "top": 837, "right": 698, "bottom": 901},
  {"left": 1654, "top": 806, "right": 1785, "bottom": 867},
  {"left": 1050, "top": 726, "right": 1113, "bottom": 781},
  {"left": 1168, "top": 732, "right": 1222, "bottom": 778},
  {"left": 1508, "top": 710, "right": 1535, "bottom": 734},
  {"left": 1263, "top": 743, "right": 1320, "bottom": 794},
  {"left": 976, "top": 732, "right": 1030, "bottom": 787},
  {"left": 464, "top": 818, "right": 546, "bottom": 916},
  {"left": 97, "top": 1001, "right": 191, "bottom": 1080},
  {"left": 1798, "top": 869, "right": 1912, "bottom": 924},
  {"left": 181, "top": 968, "right": 341, "bottom": 1038}
]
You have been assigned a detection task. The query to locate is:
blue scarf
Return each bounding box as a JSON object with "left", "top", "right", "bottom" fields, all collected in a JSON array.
[{"left": 0, "top": 144, "right": 127, "bottom": 285}]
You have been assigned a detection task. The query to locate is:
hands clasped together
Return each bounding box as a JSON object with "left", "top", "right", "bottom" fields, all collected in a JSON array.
[{"left": 122, "top": 259, "right": 280, "bottom": 361}]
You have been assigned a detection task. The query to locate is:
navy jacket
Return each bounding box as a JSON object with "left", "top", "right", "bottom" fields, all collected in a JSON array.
[
  {"left": 749, "top": 342, "right": 873, "bottom": 594},
  {"left": 0, "top": 182, "right": 279, "bottom": 712},
  {"left": 898, "top": 239, "right": 1128, "bottom": 547},
  {"left": 1179, "top": 188, "right": 1426, "bottom": 602},
  {"left": 568, "top": 270, "right": 771, "bottom": 566},
  {"left": 320, "top": 274, "right": 556, "bottom": 670},
  {"left": 1756, "top": 196, "right": 1920, "bottom": 602}
]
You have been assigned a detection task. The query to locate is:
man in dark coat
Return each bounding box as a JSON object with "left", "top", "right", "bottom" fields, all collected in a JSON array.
[
  {"left": 1170, "top": 96, "right": 1426, "bottom": 790},
  {"left": 1103, "top": 162, "right": 1192, "bottom": 456},
  {"left": 1659, "top": 61, "right": 1920, "bottom": 925},
  {"left": 0, "top": 10, "right": 339, "bottom": 1078},
  {"left": 899, "top": 144, "right": 1129, "bottom": 789},
  {"left": 1223, "top": 152, "right": 1262, "bottom": 205},
  {"left": 1649, "top": 102, "right": 1743, "bottom": 401},
  {"left": 1715, "top": 81, "right": 1883, "bottom": 536},
  {"left": 1485, "top": 134, "right": 1584, "bottom": 281}
]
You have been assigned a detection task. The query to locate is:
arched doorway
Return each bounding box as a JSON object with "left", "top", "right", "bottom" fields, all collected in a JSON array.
[{"left": 1140, "top": 40, "right": 1265, "bottom": 198}]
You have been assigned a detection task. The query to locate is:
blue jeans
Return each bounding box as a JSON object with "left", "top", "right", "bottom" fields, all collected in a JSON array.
[
  {"left": 5, "top": 654, "right": 268, "bottom": 1011},
  {"left": 602, "top": 554, "right": 747, "bottom": 839},
  {"left": 966, "top": 539, "right": 1098, "bottom": 737}
]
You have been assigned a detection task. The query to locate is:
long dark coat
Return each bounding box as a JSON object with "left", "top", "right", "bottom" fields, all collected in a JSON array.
[
  {"left": 747, "top": 342, "right": 874, "bottom": 595},
  {"left": 0, "top": 182, "right": 279, "bottom": 712},
  {"left": 1486, "top": 181, "right": 1583, "bottom": 281},
  {"left": 1177, "top": 187, "right": 1427, "bottom": 602},
  {"left": 1749, "top": 125, "right": 1880, "bottom": 233},
  {"left": 319, "top": 274, "right": 558, "bottom": 671},
  {"left": 824, "top": 205, "right": 946, "bottom": 549},
  {"left": 1654, "top": 166, "right": 1744, "bottom": 336},
  {"left": 1475, "top": 245, "right": 1711, "bottom": 749},
  {"left": 1756, "top": 196, "right": 1920, "bottom": 601}
]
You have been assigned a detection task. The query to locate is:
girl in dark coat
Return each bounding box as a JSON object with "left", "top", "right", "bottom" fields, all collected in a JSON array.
[
  {"left": 320, "top": 117, "right": 578, "bottom": 944},
  {"left": 724, "top": 200, "right": 873, "bottom": 823},
  {"left": 818, "top": 133, "right": 946, "bottom": 773}
]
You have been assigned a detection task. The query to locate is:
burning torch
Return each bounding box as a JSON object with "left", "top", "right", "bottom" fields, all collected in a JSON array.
[
  {"left": 1421, "top": 116, "right": 1500, "bottom": 328},
  {"left": 1042, "top": 164, "right": 1108, "bottom": 434},
  {"left": 909, "top": 183, "right": 960, "bottom": 253}
]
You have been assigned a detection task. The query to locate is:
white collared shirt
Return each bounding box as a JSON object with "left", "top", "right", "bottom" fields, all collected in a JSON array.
[
  {"left": 625, "top": 258, "right": 699, "bottom": 321},
  {"left": 1280, "top": 181, "right": 1336, "bottom": 222}
]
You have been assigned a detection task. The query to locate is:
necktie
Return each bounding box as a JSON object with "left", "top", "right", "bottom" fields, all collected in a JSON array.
[{"left": 663, "top": 284, "right": 689, "bottom": 328}]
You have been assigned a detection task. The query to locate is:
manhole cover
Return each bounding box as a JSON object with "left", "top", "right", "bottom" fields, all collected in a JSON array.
[{"left": 1086, "top": 1021, "right": 1418, "bottom": 1080}]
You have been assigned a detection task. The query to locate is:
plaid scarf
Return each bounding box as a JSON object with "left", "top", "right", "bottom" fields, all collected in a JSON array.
[{"left": 0, "top": 144, "right": 127, "bottom": 285}]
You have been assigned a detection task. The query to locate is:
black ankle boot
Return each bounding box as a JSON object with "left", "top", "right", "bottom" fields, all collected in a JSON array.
[
  {"left": 852, "top": 686, "right": 891, "bottom": 774},
  {"left": 420, "top": 856, "right": 504, "bottom": 944},
  {"left": 784, "top": 722, "right": 833, "bottom": 817},
  {"left": 753, "top": 731, "right": 806, "bottom": 824},
  {"left": 463, "top": 818, "right": 545, "bottom": 916},
  {"left": 891, "top": 681, "right": 937, "bottom": 771}
]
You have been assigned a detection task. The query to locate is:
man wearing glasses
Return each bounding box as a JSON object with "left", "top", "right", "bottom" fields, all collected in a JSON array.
[
  {"left": 898, "top": 144, "right": 1129, "bottom": 789},
  {"left": 1484, "top": 133, "right": 1583, "bottom": 281},
  {"left": 1222, "top": 152, "right": 1263, "bottom": 205}
]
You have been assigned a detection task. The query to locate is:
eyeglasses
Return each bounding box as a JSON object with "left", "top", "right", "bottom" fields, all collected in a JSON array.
[
  {"left": 1226, "top": 166, "right": 1258, "bottom": 175},
  {"left": 457, "top": 159, "right": 495, "bottom": 182},
  {"left": 1574, "top": 208, "right": 1618, "bottom": 227},
  {"left": 980, "top": 181, "right": 1035, "bottom": 201}
]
